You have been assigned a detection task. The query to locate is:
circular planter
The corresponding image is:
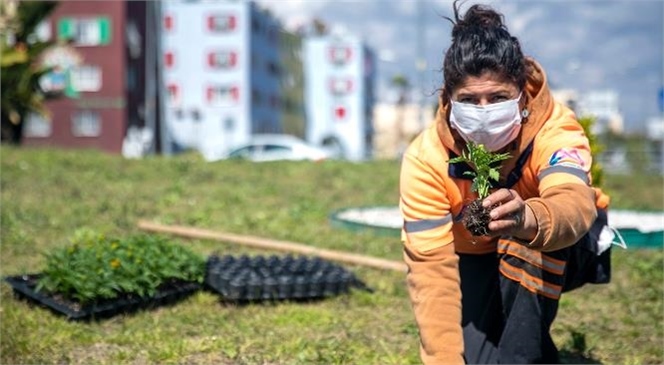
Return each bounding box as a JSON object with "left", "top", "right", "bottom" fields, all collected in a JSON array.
[
  {"left": 330, "top": 206, "right": 663, "bottom": 248},
  {"left": 329, "top": 206, "right": 401, "bottom": 237}
]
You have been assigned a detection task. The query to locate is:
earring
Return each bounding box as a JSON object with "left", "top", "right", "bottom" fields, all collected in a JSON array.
[{"left": 521, "top": 109, "right": 530, "bottom": 118}]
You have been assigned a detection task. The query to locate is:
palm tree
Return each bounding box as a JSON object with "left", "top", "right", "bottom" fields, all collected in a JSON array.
[{"left": 1, "top": 1, "right": 58, "bottom": 144}]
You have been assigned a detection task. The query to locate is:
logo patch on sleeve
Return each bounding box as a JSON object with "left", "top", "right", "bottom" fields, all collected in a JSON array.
[{"left": 549, "top": 148, "right": 586, "bottom": 168}]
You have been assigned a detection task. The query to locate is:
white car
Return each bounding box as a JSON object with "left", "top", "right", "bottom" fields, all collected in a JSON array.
[{"left": 224, "top": 134, "right": 337, "bottom": 162}]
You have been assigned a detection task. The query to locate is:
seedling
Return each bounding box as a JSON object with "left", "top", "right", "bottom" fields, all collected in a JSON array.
[
  {"left": 35, "top": 230, "right": 205, "bottom": 305},
  {"left": 448, "top": 142, "right": 511, "bottom": 236}
]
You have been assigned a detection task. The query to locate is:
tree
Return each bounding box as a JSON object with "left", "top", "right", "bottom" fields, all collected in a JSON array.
[
  {"left": 312, "top": 18, "right": 328, "bottom": 36},
  {"left": 577, "top": 116, "right": 605, "bottom": 187},
  {"left": 390, "top": 74, "right": 410, "bottom": 104},
  {"left": 1, "top": 1, "right": 58, "bottom": 144},
  {"left": 391, "top": 74, "right": 410, "bottom": 149}
]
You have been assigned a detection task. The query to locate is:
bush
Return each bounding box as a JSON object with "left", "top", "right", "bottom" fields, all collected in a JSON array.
[
  {"left": 35, "top": 229, "right": 205, "bottom": 304},
  {"left": 577, "top": 115, "right": 604, "bottom": 187}
]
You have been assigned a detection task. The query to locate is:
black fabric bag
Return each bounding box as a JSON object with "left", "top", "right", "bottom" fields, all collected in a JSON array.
[{"left": 562, "top": 208, "right": 611, "bottom": 293}]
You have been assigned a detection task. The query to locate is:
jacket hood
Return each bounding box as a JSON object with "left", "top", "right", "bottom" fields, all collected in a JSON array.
[{"left": 435, "top": 57, "right": 555, "bottom": 164}]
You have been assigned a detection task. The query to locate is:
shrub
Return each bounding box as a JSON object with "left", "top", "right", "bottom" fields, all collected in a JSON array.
[
  {"left": 577, "top": 115, "right": 604, "bottom": 187},
  {"left": 35, "top": 229, "right": 205, "bottom": 305}
]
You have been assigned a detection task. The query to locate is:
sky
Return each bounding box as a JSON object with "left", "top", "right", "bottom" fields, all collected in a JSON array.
[{"left": 256, "top": 0, "right": 664, "bottom": 134}]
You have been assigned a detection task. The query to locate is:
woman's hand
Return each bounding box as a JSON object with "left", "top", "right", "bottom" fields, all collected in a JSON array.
[{"left": 482, "top": 188, "right": 538, "bottom": 241}]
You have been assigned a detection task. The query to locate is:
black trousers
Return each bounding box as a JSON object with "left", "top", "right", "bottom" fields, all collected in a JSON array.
[{"left": 459, "top": 243, "right": 570, "bottom": 364}]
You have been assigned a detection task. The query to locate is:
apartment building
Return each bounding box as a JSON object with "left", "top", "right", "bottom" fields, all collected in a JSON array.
[
  {"left": 23, "top": 1, "right": 159, "bottom": 155},
  {"left": 303, "top": 33, "right": 376, "bottom": 161},
  {"left": 22, "top": 0, "right": 376, "bottom": 162},
  {"left": 160, "top": 0, "right": 282, "bottom": 161}
]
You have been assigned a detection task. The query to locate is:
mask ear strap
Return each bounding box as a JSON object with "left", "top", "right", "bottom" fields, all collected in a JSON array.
[
  {"left": 608, "top": 225, "right": 628, "bottom": 249},
  {"left": 598, "top": 224, "right": 628, "bottom": 254}
]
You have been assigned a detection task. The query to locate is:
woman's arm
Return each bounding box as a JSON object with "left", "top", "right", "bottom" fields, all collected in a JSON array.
[
  {"left": 404, "top": 243, "right": 464, "bottom": 364},
  {"left": 400, "top": 139, "right": 465, "bottom": 364},
  {"left": 526, "top": 182, "right": 597, "bottom": 252}
]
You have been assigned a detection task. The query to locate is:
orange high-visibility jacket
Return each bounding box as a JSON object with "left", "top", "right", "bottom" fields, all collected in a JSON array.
[{"left": 399, "top": 58, "right": 609, "bottom": 364}]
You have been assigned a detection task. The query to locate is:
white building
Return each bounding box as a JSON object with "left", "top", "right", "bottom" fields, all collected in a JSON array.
[
  {"left": 551, "top": 89, "right": 579, "bottom": 112},
  {"left": 577, "top": 90, "right": 624, "bottom": 135},
  {"left": 302, "top": 33, "right": 375, "bottom": 161},
  {"left": 373, "top": 102, "right": 432, "bottom": 160},
  {"left": 160, "top": 0, "right": 281, "bottom": 161}
]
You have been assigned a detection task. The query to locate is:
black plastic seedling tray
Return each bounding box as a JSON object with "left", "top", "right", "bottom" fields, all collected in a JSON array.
[
  {"left": 205, "top": 254, "right": 370, "bottom": 302},
  {"left": 4, "top": 274, "right": 201, "bottom": 321}
]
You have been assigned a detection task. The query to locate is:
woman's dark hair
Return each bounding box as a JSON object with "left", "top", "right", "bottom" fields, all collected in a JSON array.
[{"left": 442, "top": 1, "right": 527, "bottom": 95}]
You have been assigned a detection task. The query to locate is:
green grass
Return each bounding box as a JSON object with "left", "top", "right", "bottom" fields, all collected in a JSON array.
[
  {"left": 600, "top": 173, "right": 664, "bottom": 211},
  {"left": 1, "top": 146, "right": 662, "bottom": 364}
]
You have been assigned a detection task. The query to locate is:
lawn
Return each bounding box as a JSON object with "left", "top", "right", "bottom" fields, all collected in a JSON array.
[{"left": 1, "top": 146, "right": 662, "bottom": 365}]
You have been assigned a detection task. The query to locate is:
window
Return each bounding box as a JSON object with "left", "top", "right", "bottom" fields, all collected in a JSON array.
[
  {"left": 191, "top": 109, "right": 202, "bottom": 122},
  {"left": 58, "top": 17, "right": 111, "bottom": 46},
  {"left": 208, "top": 14, "right": 236, "bottom": 33},
  {"left": 24, "top": 112, "right": 52, "bottom": 138},
  {"left": 329, "top": 46, "right": 352, "bottom": 65},
  {"left": 333, "top": 104, "right": 348, "bottom": 121},
  {"left": 76, "top": 19, "right": 100, "bottom": 45},
  {"left": 207, "top": 85, "right": 239, "bottom": 107},
  {"left": 72, "top": 110, "right": 101, "bottom": 137},
  {"left": 167, "top": 84, "right": 179, "bottom": 105},
  {"left": 267, "top": 61, "right": 279, "bottom": 76},
  {"left": 38, "top": 71, "right": 68, "bottom": 94},
  {"left": 329, "top": 78, "right": 353, "bottom": 95},
  {"left": 164, "top": 51, "right": 175, "bottom": 68},
  {"left": 222, "top": 117, "right": 234, "bottom": 132},
  {"left": 252, "top": 88, "right": 262, "bottom": 105},
  {"left": 126, "top": 67, "right": 136, "bottom": 90},
  {"left": 228, "top": 145, "right": 256, "bottom": 159},
  {"left": 70, "top": 65, "right": 102, "bottom": 92},
  {"left": 208, "top": 50, "right": 237, "bottom": 69},
  {"left": 264, "top": 144, "right": 291, "bottom": 153},
  {"left": 251, "top": 54, "right": 260, "bottom": 70},
  {"left": 164, "top": 14, "right": 174, "bottom": 31}
]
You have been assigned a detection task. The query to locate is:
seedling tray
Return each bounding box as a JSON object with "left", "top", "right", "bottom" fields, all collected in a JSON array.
[
  {"left": 4, "top": 274, "right": 201, "bottom": 321},
  {"left": 205, "top": 254, "right": 370, "bottom": 302}
]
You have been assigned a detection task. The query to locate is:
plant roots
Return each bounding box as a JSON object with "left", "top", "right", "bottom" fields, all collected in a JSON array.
[{"left": 462, "top": 199, "right": 493, "bottom": 236}]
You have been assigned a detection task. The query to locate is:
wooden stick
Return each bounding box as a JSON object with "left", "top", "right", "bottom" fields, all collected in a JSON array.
[{"left": 137, "top": 220, "right": 408, "bottom": 273}]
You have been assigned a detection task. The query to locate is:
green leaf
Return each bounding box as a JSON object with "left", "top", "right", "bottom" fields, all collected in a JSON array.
[
  {"left": 36, "top": 231, "right": 205, "bottom": 304},
  {"left": 448, "top": 141, "right": 511, "bottom": 199}
]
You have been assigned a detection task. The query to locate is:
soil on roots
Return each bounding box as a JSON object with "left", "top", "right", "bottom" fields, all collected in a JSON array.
[{"left": 462, "top": 199, "right": 493, "bottom": 236}]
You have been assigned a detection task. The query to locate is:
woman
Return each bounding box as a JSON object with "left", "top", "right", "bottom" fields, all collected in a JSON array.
[{"left": 399, "top": 2, "right": 610, "bottom": 364}]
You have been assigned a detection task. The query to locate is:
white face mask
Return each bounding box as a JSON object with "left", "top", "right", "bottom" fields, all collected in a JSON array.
[{"left": 449, "top": 94, "right": 524, "bottom": 152}]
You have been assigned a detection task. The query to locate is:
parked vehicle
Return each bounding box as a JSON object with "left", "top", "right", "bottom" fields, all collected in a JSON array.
[{"left": 224, "top": 134, "right": 336, "bottom": 162}]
